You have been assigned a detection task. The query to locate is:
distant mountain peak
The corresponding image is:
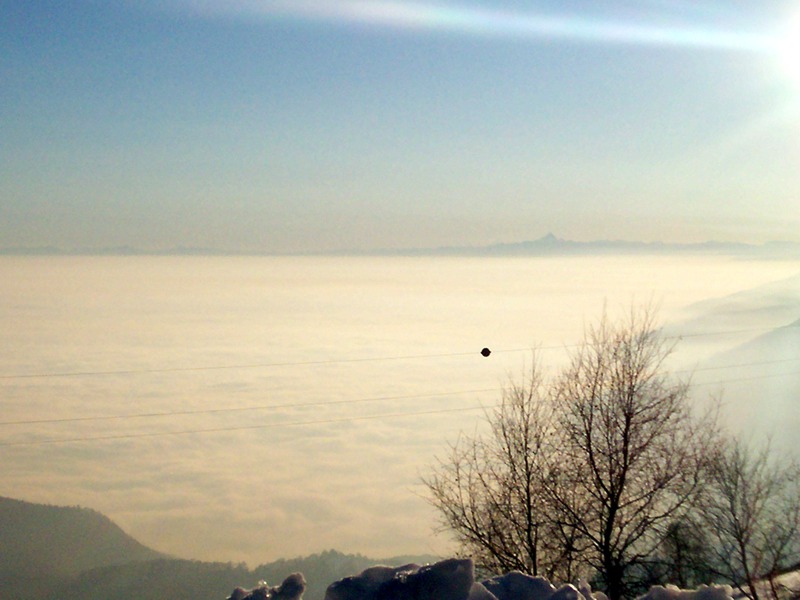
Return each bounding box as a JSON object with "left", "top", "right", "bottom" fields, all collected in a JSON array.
[{"left": 539, "top": 232, "right": 560, "bottom": 244}]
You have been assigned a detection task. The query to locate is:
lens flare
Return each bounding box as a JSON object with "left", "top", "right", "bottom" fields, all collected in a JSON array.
[
  {"left": 776, "top": 13, "right": 800, "bottom": 88},
  {"left": 183, "top": 0, "right": 775, "bottom": 53}
]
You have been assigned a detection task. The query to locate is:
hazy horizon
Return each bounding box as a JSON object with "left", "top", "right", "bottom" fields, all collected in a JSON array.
[{"left": 2, "top": 233, "right": 800, "bottom": 257}]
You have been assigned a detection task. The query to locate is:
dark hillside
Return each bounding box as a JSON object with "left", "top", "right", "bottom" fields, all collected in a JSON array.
[
  {"left": 0, "top": 496, "right": 164, "bottom": 579},
  {"left": 54, "top": 558, "right": 253, "bottom": 600},
  {"left": 54, "top": 551, "right": 440, "bottom": 600},
  {"left": 0, "top": 496, "right": 437, "bottom": 600}
]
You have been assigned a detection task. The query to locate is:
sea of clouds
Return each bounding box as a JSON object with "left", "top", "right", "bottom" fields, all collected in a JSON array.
[{"left": 1, "top": 255, "right": 798, "bottom": 566}]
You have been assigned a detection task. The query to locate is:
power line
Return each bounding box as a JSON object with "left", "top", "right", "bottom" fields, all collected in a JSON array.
[
  {"left": 691, "top": 370, "right": 799, "bottom": 388},
  {"left": 0, "top": 404, "right": 493, "bottom": 448},
  {"left": 673, "top": 356, "right": 800, "bottom": 375},
  {"left": 2, "top": 355, "right": 796, "bottom": 428},
  {"left": 1, "top": 354, "right": 796, "bottom": 430},
  {"left": 669, "top": 326, "right": 776, "bottom": 340},
  {"left": 0, "top": 323, "right": 793, "bottom": 446},
  {"left": 0, "top": 351, "right": 493, "bottom": 380},
  {"left": 1, "top": 365, "right": 796, "bottom": 448},
  {"left": 0, "top": 325, "right": 778, "bottom": 381},
  {"left": 0, "top": 388, "right": 498, "bottom": 427}
]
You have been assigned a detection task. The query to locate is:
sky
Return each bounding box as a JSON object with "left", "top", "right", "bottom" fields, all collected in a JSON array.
[{"left": 2, "top": 0, "right": 800, "bottom": 253}]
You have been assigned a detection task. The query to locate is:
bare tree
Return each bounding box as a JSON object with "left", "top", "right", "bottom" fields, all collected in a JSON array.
[
  {"left": 547, "top": 307, "right": 718, "bottom": 600},
  {"left": 423, "top": 361, "right": 583, "bottom": 580},
  {"left": 424, "top": 307, "right": 718, "bottom": 598},
  {"left": 702, "top": 437, "right": 800, "bottom": 600}
]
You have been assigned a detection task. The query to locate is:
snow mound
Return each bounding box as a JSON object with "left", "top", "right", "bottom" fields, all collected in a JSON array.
[
  {"left": 635, "top": 584, "right": 733, "bottom": 600},
  {"left": 324, "top": 558, "right": 610, "bottom": 600},
  {"left": 238, "top": 558, "right": 747, "bottom": 600}
]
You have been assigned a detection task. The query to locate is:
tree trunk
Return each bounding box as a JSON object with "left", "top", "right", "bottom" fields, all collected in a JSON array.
[{"left": 604, "top": 560, "right": 625, "bottom": 600}]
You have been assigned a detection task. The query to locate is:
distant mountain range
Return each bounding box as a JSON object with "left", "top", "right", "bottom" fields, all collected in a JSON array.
[
  {"left": 375, "top": 234, "right": 800, "bottom": 257},
  {"left": 0, "top": 496, "right": 437, "bottom": 600},
  {"left": 2, "top": 234, "right": 799, "bottom": 257}
]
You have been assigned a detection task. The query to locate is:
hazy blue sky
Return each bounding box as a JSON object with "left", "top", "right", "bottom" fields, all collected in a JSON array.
[{"left": 3, "top": 1, "right": 799, "bottom": 252}]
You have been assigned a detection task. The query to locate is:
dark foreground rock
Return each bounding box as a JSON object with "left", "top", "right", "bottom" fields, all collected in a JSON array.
[
  {"left": 326, "top": 559, "right": 481, "bottom": 600},
  {"left": 229, "top": 572, "right": 307, "bottom": 600},
  {"left": 230, "top": 557, "right": 737, "bottom": 600}
]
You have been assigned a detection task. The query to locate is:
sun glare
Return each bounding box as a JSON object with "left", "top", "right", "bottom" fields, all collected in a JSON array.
[{"left": 777, "top": 13, "right": 800, "bottom": 88}]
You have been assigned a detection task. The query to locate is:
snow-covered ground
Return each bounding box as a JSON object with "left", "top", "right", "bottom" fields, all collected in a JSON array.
[
  {"left": 293, "top": 557, "right": 758, "bottom": 600},
  {"left": 729, "top": 568, "right": 800, "bottom": 600}
]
